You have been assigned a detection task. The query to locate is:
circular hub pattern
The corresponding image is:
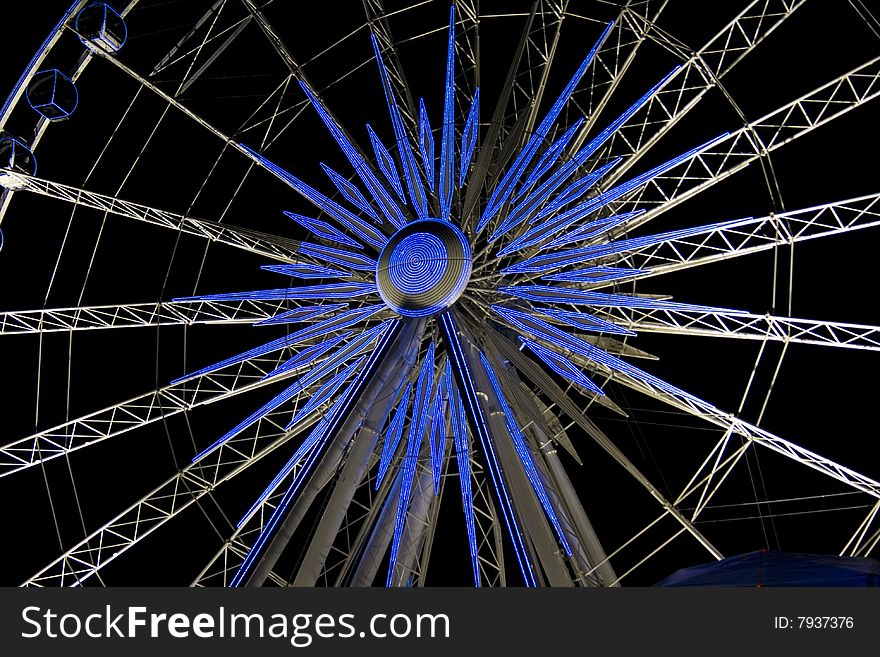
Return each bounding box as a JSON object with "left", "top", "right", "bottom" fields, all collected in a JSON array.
[{"left": 376, "top": 219, "right": 472, "bottom": 317}]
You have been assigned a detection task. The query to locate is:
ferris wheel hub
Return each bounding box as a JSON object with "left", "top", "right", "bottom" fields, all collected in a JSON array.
[{"left": 376, "top": 219, "right": 472, "bottom": 317}]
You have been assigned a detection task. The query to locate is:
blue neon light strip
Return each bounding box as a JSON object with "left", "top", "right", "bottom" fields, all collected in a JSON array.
[
  {"left": 480, "top": 353, "right": 574, "bottom": 556},
  {"left": 515, "top": 118, "right": 584, "bottom": 198},
  {"left": 230, "top": 419, "right": 330, "bottom": 586},
  {"left": 419, "top": 98, "right": 436, "bottom": 192},
  {"left": 519, "top": 338, "right": 605, "bottom": 396},
  {"left": 499, "top": 286, "right": 723, "bottom": 312},
  {"left": 254, "top": 303, "right": 346, "bottom": 327},
  {"left": 367, "top": 124, "right": 406, "bottom": 202},
  {"left": 491, "top": 305, "right": 697, "bottom": 400},
  {"left": 561, "top": 217, "right": 750, "bottom": 262},
  {"left": 296, "top": 82, "right": 408, "bottom": 229},
  {"left": 377, "top": 381, "right": 413, "bottom": 488},
  {"left": 194, "top": 323, "right": 391, "bottom": 461},
  {"left": 387, "top": 341, "right": 436, "bottom": 586},
  {"left": 541, "top": 209, "right": 646, "bottom": 250},
  {"left": 176, "top": 282, "right": 377, "bottom": 303},
  {"left": 439, "top": 6, "right": 456, "bottom": 221},
  {"left": 283, "top": 211, "right": 363, "bottom": 249},
  {"left": 542, "top": 266, "right": 645, "bottom": 283},
  {"left": 321, "top": 164, "right": 381, "bottom": 222},
  {"left": 460, "top": 89, "right": 479, "bottom": 187},
  {"left": 258, "top": 302, "right": 379, "bottom": 337},
  {"left": 448, "top": 364, "right": 480, "bottom": 586},
  {"left": 439, "top": 312, "right": 537, "bottom": 586},
  {"left": 371, "top": 34, "right": 429, "bottom": 219},
  {"left": 477, "top": 21, "right": 615, "bottom": 232},
  {"left": 230, "top": 320, "right": 401, "bottom": 586},
  {"left": 297, "top": 242, "right": 376, "bottom": 272},
  {"left": 262, "top": 332, "right": 351, "bottom": 380},
  {"left": 527, "top": 158, "right": 621, "bottom": 223},
  {"left": 501, "top": 211, "right": 646, "bottom": 273},
  {"left": 498, "top": 134, "right": 730, "bottom": 255},
  {"left": 237, "top": 420, "right": 326, "bottom": 528},
  {"left": 536, "top": 307, "right": 635, "bottom": 337},
  {"left": 242, "top": 144, "right": 388, "bottom": 248},
  {"left": 260, "top": 263, "right": 349, "bottom": 279},
  {"left": 285, "top": 356, "right": 366, "bottom": 428},
  {"left": 429, "top": 379, "right": 446, "bottom": 495},
  {"left": 490, "top": 156, "right": 619, "bottom": 243}
]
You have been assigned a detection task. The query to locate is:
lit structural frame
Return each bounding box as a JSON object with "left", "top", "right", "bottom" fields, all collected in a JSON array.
[{"left": 0, "top": 0, "right": 879, "bottom": 588}]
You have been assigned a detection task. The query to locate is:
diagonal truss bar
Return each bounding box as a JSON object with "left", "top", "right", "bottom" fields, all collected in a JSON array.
[
  {"left": 550, "top": 343, "right": 880, "bottom": 501},
  {"left": 0, "top": 323, "right": 370, "bottom": 478},
  {"left": 0, "top": 170, "right": 306, "bottom": 264},
  {"left": 604, "top": 307, "right": 880, "bottom": 353},
  {"left": 593, "top": 0, "right": 808, "bottom": 186},
  {"left": 23, "top": 386, "right": 332, "bottom": 587},
  {"left": 0, "top": 298, "right": 302, "bottom": 335},
  {"left": 501, "top": 193, "right": 880, "bottom": 280},
  {"left": 594, "top": 54, "right": 880, "bottom": 236}
]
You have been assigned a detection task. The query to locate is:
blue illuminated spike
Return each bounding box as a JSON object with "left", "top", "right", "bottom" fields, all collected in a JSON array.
[
  {"left": 481, "top": 352, "right": 574, "bottom": 556},
  {"left": 519, "top": 337, "right": 605, "bottom": 396},
  {"left": 516, "top": 118, "right": 585, "bottom": 197},
  {"left": 491, "top": 305, "right": 696, "bottom": 400},
  {"left": 198, "top": 324, "right": 390, "bottom": 460},
  {"left": 321, "top": 163, "right": 380, "bottom": 222},
  {"left": 567, "top": 217, "right": 746, "bottom": 263},
  {"left": 173, "top": 303, "right": 378, "bottom": 383},
  {"left": 477, "top": 21, "right": 615, "bottom": 232},
  {"left": 295, "top": 83, "right": 408, "bottom": 228},
  {"left": 259, "top": 303, "right": 380, "bottom": 335},
  {"left": 260, "top": 263, "right": 349, "bottom": 279},
  {"left": 230, "top": 320, "right": 401, "bottom": 586},
  {"left": 193, "top": 337, "right": 360, "bottom": 463},
  {"left": 242, "top": 146, "right": 387, "bottom": 249},
  {"left": 286, "top": 356, "right": 366, "bottom": 428},
  {"left": 231, "top": 413, "right": 331, "bottom": 585},
  {"left": 448, "top": 366, "right": 479, "bottom": 585},
  {"left": 177, "top": 282, "right": 377, "bottom": 303},
  {"left": 439, "top": 6, "right": 456, "bottom": 221},
  {"left": 538, "top": 65, "right": 680, "bottom": 194},
  {"left": 254, "top": 303, "right": 346, "bottom": 326},
  {"left": 459, "top": 88, "right": 479, "bottom": 187},
  {"left": 502, "top": 211, "right": 646, "bottom": 274},
  {"left": 283, "top": 211, "right": 363, "bottom": 249},
  {"left": 387, "top": 341, "right": 436, "bottom": 586},
  {"left": 367, "top": 124, "right": 406, "bottom": 202},
  {"left": 429, "top": 381, "right": 446, "bottom": 494},
  {"left": 543, "top": 266, "right": 645, "bottom": 283},
  {"left": 237, "top": 417, "right": 328, "bottom": 528},
  {"left": 499, "top": 285, "right": 723, "bottom": 312},
  {"left": 533, "top": 158, "right": 621, "bottom": 220},
  {"left": 499, "top": 134, "right": 730, "bottom": 255},
  {"left": 297, "top": 242, "right": 376, "bottom": 272},
  {"left": 419, "top": 99, "right": 436, "bottom": 192},
  {"left": 439, "top": 312, "right": 537, "bottom": 586},
  {"left": 377, "top": 381, "right": 413, "bottom": 488},
  {"left": 371, "top": 34, "right": 429, "bottom": 219},
  {"left": 490, "top": 155, "right": 619, "bottom": 243},
  {"left": 262, "top": 332, "right": 351, "bottom": 380},
  {"left": 537, "top": 308, "right": 636, "bottom": 337},
  {"left": 542, "top": 209, "right": 646, "bottom": 250}
]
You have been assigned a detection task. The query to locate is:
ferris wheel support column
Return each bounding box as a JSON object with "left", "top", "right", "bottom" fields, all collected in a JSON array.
[
  {"left": 456, "top": 320, "right": 576, "bottom": 586},
  {"left": 290, "top": 320, "right": 426, "bottom": 586},
  {"left": 244, "top": 319, "right": 425, "bottom": 587}
]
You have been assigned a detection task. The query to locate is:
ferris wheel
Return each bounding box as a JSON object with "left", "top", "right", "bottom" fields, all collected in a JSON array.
[{"left": 1, "top": 0, "right": 879, "bottom": 587}]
